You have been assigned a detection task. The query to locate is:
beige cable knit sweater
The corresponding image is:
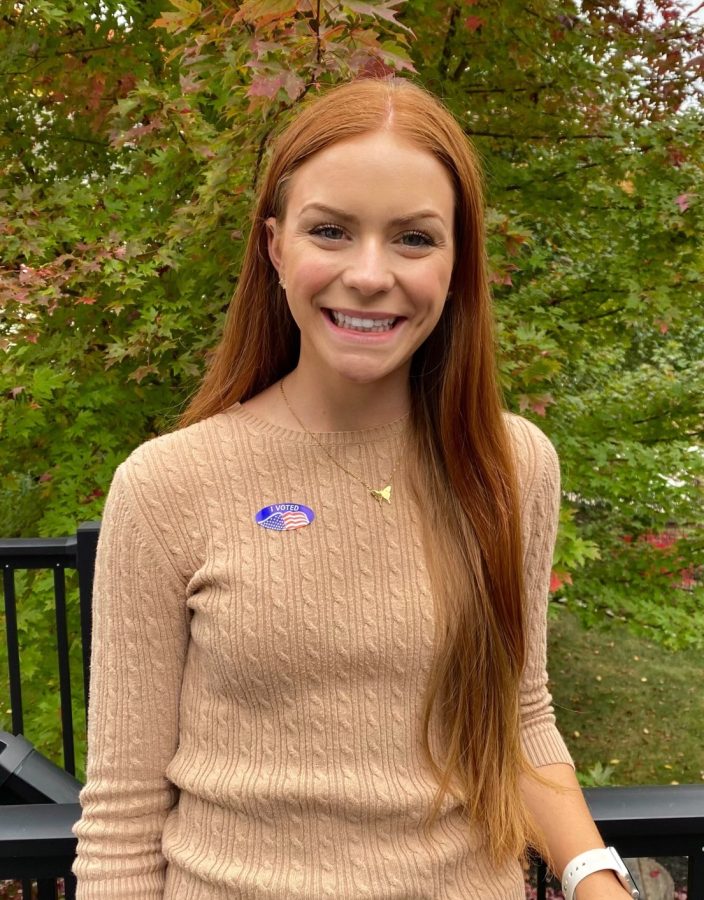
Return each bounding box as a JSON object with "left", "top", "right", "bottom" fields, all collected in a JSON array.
[{"left": 72, "top": 403, "right": 573, "bottom": 900}]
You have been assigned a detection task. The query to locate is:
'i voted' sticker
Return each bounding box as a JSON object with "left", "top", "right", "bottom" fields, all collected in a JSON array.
[{"left": 254, "top": 503, "right": 315, "bottom": 531}]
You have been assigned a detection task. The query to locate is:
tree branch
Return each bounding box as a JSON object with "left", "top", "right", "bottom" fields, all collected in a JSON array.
[
  {"left": 574, "top": 307, "right": 626, "bottom": 324},
  {"left": 315, "top": 0, "right": 322, "bottom": 66},
  {"left": 46, "top": 132, "right": 109, "bottom": 147},
  {"left": 16, "top": 43, "right": 120, "bottom": 60},
  {"left": 466, "top": 130, "right": 610, "bottom": 140},
  {"left": 503, "top": 160, "right": 603, "bottom": 191},
  {"left": 438, "top": 4, "right": 460, "bottom": 82}
]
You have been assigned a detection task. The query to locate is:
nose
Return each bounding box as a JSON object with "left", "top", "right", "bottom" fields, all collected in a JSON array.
[{"left": 340, "top": 238, "right": 395, "bottom": 297}]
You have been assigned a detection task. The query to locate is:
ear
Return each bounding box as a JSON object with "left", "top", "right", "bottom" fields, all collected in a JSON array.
[{"left": 265, "top": 216, "right": 283, "bottom": 276}]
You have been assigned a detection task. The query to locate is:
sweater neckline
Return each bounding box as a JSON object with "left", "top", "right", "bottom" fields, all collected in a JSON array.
[{"left": 228, "top": 402, "right": 410, "bottom": 445}]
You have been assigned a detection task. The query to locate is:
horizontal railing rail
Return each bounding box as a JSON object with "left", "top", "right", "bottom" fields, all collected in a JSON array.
[
  {"left": 2, "top": 527, "right": 703, "bottom": 899},
  {"left": 2, "top": 787, "right": 702, "bottom": 895}
]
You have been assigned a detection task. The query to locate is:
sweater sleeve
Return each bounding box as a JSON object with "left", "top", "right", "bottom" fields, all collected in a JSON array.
[
  {"left": 72, "top": 454, "right": 192, "bottom": 899},
  {"left": 514, "top": 419, "right": 575, "bottom": 770}
]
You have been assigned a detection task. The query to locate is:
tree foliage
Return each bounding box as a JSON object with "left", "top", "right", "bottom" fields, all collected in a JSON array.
[{"left": 1, "top": 0, "right": 703, "bottom": 766}]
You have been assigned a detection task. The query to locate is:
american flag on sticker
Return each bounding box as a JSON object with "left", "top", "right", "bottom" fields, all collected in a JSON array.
[{"left": 254, "top": 503, "right": 315, "bottom": 531}]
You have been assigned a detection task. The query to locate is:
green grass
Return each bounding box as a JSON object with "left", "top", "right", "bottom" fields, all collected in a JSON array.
[{"left": 547, "top": 609, "right": 704, "bottom": 786}]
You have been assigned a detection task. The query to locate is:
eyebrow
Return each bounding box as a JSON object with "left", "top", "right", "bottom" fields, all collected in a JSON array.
[{"left": 298, "top": 202, "right": 447, "bottom": 228}]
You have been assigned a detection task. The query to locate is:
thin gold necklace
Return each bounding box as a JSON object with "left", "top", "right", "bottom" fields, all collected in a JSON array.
[{"left": 279, "top": 378, "right": 404, "bottom": 505}]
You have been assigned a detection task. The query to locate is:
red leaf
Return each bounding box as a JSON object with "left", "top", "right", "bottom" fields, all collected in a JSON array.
[
  {"left": 643, "top": 532, "right": 677, "bottom": 550},
  {"left": 667, "top": 146, "right": 687, "bottom": 167},
  {"left": 675, "top": 193, "right": 690, "bottom": 212},
  {"left": 550, "top": 570, "right": 573, "bottom": 592},
  {"left": 76, "top": 296, "right": 96, "bottom": 305},
  {"left": 247, "top": 71, "right": 304, "bottom": 102},
  {"left": 117, "top": 74, "right": 137, "bottom": 95},
  {"left": 179, "top": 73, "right": 201, "bottom": 94},
  {"left": 81, "top": 487, "right": 105, "bottom": 505},
  {"left": 464, "top": 15, "right": 485, "bottom": 31},
  {"left": 519, "top": 394, "right": 554, "bottom": 417},
  {"left": 531, "top": 400, "right": 548, "bottom": 417},
  {"left": 358, "top": 56, "right": 396, "bottom": 78},
  {"left": 26, "top": 333, "right": 38, "bottom": 344}
]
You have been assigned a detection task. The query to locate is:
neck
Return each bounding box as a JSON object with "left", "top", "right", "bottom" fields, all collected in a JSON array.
[{"left": 282, "top": 365, "right": 411, "bottom": 432}]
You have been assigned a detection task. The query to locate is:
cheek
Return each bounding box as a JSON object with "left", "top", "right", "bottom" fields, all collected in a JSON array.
[
  {"left": 409, "top": 264, "right": 452, "bottom": 311},
  {"left": 290, "top": 254, "right": 338, "bottom": 297}
]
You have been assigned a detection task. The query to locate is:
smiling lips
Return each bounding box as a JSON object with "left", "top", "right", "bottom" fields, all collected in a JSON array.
[{"left": 325, "top": 308, "right": 401, "bottom": 333}]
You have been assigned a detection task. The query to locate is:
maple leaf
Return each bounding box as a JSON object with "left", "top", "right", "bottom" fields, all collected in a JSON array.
[
  {"left": 345, "top": 1, "right": 414, "bottom": 36},
  {"left": 247, "top": 71, "right": 304, "bottom": 102},
  {"left": 518, "top": 394, "right": 554, "bottom": 417},
  {"left": 128, "top": 364, "right": 159, "bottom": 383},
  {"left": 550, "top": 570, "right": 573, "bottom": 592},
  {"left": 675, "top": 193, "right": 690, "bottom": 212},
  {"left": 358, "top": 55, "right": 396, "bottom": 78},
  {"left": 179, "top": 72, "right": 201, "bottom": 94},
  {"left": 152, "top": 0, "right": 202, "bottom": 34},
  {"left": 235, "top": 0, "right": 297, "bottom": 26},
  {"left": 465, "top": 15, "right": 485, "bottom": 32}
]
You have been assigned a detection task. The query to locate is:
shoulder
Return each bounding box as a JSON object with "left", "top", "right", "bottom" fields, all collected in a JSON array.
[
  {"left": 101, "top": 409, "right": 243, "bottom": 575},
  {"left": 117, "top": 407, "right": 245, "bottom": 493},
  {"left": 108, "top": 407, "right": 247, "bottom": 534},
  {"left": 501, "top": 412, "right": 560, "bottom": 510}
]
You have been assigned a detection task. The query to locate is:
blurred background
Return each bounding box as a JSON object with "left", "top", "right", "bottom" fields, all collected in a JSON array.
[{"left": 0, "top": 0, "right": 702, "bottom": 824}]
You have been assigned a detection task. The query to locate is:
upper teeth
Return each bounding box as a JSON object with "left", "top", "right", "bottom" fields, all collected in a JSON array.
[{"left": 330, "top": 311, "right": 396, "bottom": 331}]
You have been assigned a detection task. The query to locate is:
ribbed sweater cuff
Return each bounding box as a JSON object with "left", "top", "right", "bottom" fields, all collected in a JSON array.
[
  {"left": 75, "top": 872, "right": 164, "bottom": 900},
  {"left": 521, "top": 724, "right": 575, "bottom": 770}
]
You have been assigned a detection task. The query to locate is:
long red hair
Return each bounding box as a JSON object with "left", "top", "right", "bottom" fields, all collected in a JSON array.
[{"left": 179, "top": 77, "right": 556, "bottom": 871}]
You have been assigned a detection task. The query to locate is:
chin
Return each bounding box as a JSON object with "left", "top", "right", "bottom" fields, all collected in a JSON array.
[{"left": 332, "top": 364, "right": 393, "bottom": 385}]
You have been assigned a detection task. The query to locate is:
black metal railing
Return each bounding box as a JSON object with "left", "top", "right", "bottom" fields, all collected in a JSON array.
[
  {"left": 1, "top": 524, "right": 98, "bottom": 772},
  {"left": 1, "top": 526, "right": 703, "bottom": 899},
  {"left": 1, "top": 524, "right": 98, "bottom": 900}
]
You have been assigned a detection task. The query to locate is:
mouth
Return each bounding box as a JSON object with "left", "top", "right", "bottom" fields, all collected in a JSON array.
[{"left": 323, "top": 308, "right": 402, "bottom": 333}]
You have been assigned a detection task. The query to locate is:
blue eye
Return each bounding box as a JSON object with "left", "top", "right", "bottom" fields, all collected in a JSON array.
[
  {"left": 402, "top": 230, "right": 434, "bottom": 248},
  {"left": 310, "top": 224, "right": 345, "bottom": 240}
]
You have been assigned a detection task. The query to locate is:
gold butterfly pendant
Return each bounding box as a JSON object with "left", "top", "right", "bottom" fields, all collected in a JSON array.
[{"left": 370, "top": 485, "right": 392, "bottom": 504}]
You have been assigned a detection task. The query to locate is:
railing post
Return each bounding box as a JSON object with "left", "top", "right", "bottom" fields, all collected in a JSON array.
[
  {"left": 689, "top": 843, "right": 704, "bottom": 898},
  {"left": 2, "top": 564, "right": 23, "bottom": 735},
  {"left": 76, "top": 522, "right": 99, "bottom": 716}
]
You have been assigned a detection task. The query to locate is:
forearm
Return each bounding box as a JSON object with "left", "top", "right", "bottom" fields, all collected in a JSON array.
[{"left": 519, "top": 763, "right": 632, "bottom": 900}]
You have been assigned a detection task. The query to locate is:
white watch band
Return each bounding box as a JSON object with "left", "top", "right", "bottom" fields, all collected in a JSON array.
[{"left": 562, "top": 847, "right": 625, "bottom": 900}]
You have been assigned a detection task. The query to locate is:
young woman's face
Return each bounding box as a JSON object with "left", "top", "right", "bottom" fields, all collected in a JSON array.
[{"left": 265, "top": 130, "right": 455, "bottom": 389}]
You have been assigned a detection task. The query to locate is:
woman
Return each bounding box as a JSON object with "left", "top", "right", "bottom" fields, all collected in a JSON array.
[{"left": 73, "top": 77, "right": 637, "bottom": 899}]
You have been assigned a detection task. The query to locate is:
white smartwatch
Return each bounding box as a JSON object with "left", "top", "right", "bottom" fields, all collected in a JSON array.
[{"left": 562, "top": 846, "right": 640, "bottom": 900}]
